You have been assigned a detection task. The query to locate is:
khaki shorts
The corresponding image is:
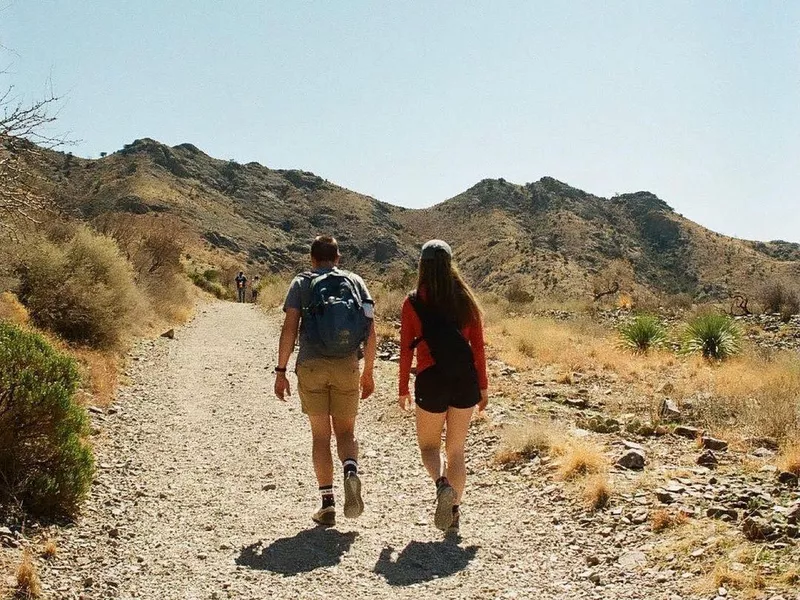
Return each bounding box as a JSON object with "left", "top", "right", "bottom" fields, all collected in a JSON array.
[{"left": 296, "top": 357, "right": 360, "bottom": 418}]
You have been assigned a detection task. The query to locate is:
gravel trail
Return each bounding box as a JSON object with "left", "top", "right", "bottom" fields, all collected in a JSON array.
[{"left": 41, "top": 302, "right": 692, "bottom": 600}]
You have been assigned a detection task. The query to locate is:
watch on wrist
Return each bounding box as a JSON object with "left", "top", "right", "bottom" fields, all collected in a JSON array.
[{"left": 274, "top": 366, "right": 287, "bottom": 374}]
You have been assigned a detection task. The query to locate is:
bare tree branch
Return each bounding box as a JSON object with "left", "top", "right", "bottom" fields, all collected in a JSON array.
[{"left": 0, "top": 75, "right": 69, "bottom": 237}]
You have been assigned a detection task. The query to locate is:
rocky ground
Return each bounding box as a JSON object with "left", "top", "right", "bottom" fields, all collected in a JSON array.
[{"left": 2, "top": 302, "right": 799, "bottom": 599}]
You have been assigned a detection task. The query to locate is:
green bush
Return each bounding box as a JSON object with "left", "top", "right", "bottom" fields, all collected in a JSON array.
[
  {"left": 189, "top": 271, "right": 231, "bottom": 300},
  {"left": 16, "top": 227, "right": 145, "bottom": 349},
  {"left": 619, "top": 315, "right": 667, "bottom": 353},
  {"left": 682, "top": 313, "right": 741, "bottom": 360},
  {"left": 0, "top": 322, "right": 94, "bottom": 516}
]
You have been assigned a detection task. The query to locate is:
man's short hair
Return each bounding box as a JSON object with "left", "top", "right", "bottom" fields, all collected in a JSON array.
[{"left": 311, "top": 235, "right": 339, "bottom": 262}]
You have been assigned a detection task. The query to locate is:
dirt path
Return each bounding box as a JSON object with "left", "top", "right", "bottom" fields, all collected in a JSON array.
[{"left": 40, "top": 302, "right": 690, "bottom": 600}]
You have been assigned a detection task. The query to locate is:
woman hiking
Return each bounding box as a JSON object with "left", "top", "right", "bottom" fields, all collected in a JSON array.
[{"left": 398, "top": 239, "right": 488, "bottom": 535}]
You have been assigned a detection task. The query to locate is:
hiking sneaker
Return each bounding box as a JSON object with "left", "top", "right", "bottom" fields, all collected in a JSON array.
[
  {"left": 343, "top": 473, "right": 364, "bottom": 519},
  {"left": 446, "top": 511, "right": 460, "bottom": 537},
  {"left": 434, "top": 483, "right": 456, "bottom": 531},
  {"left": 312, "top": 506, "right": 336, "bottom": 527}
]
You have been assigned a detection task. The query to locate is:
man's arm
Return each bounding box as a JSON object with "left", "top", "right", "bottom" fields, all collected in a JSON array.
[
  {"left": 278, "top": 308, "right": 300, "bottom": 368},
  {"left": 275, "top": 308, "right": 301, "bottom": 400},
  {"left": 360, "top": 320, "right": 376, "bottom": 399}
]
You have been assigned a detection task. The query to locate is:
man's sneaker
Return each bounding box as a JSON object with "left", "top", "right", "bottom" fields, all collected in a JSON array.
[
  {"left": 312, "top": 506, "right": 336, "bottom": 527},
  {"left": 434, "top": 483, "right": 456, "bottom": 531},
  {"left": 343, "top": 473, "right": 364, "bottom": 519}
]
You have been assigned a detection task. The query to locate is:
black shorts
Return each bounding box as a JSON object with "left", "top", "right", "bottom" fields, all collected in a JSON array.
[{"left": 414, "top": 365, "right": 480, "bottom": 414}]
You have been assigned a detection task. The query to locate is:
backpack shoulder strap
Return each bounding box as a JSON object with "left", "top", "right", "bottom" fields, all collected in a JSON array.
[
  {"left": 407, "top": 292, "right": 427, "bottom": 350},
  {"left": 298, "top": 271, "right": 316, "bottom": 311}
]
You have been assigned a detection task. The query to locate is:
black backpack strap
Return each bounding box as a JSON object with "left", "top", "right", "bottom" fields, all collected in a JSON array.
[
  {"left": 298, "top": 271, "right": 316, "bottom": 312},
  {"left": 407, "top": 292, "right": 426, "bottom": 350}
]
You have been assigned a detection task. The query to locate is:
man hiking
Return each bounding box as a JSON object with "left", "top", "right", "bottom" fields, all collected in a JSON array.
[
  {"left": 251, "top": 275, "right": 261, "bottom": 303},
  {"left": 274, "top": 235, "right": 376, "bottom": 526},
  {"left": 235, "top": 271, "right": 248, "bottom": 303}
]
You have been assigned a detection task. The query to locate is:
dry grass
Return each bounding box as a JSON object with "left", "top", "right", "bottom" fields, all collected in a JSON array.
[
  {"left": 777, "top": 444, "right": 800, "bottom": 475},
  {"left": 703, "top": 562, "right": 766, "bottom": 594},
  {"left": 488, "top": 309, "right": 800, "bottom": 442},
  {"left": 556, "top": 442, "right": 607, "bottom": 481},
  {"left": 684, "top": 352, "right": 800, "bottom": 441},
  {"left": 489, "top": 315, "right": 678, "bottom": 385},
  {"left": 555, "top": 372, "right": 573, "bottom": 385},
  {"left": 494, "top": 420, "right": 567, "bottom": 465},
  {"left": 72, "top": 348, "right": 120, "bottom": 407},
  {"left": 0, "top": 292, "right": 29, "bottom": 325},
  {"left": 780, "top": 568, "right": 799, "bottom": 585},
  {"left": 255, "top": 276, "right": 292, "bottom": 310},
  {"left": 15, "top": 550, "right": 41, "bottom": 599},
  {"left": 41, "top": 541, "right": 57, "bottom": 560},
  {"left": 651, "top": 508, "right": 688, "bottom": 533},
  {"left": 582, "top": 474, "right": 612, "bottom": 511}
]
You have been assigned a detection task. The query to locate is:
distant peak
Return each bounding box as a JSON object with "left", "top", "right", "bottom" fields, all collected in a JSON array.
[{"left": 613, "top": 191, "right": 673, "bottom": 213}]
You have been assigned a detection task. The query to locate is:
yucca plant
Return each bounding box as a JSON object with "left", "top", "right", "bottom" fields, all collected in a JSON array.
[
  {"left": 682, "top": 313, "right": 741, "bottom": 360},
  {"left": 618, "top": 315, "right": 667, "bottom": 353}
]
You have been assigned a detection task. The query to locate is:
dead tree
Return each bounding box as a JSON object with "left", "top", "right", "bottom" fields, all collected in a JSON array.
[
  {"left": 0, "top": 74, "right": 66, "bottom": 237},
  {"left": 592, "top": 281, "right": 620, "bottom": 302},
  {"left": 729, "top": 293, "right": 751, "bottom": 316}
]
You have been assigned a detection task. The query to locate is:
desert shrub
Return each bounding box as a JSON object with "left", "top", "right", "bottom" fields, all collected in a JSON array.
[
  {"left": 95, "top": 214, "right": 193, "bottom": 322},
  {"left": 0, "top": 322, "right": 94, "bottom": 516},
  {"left": 202, "top": 269, "right": 221, "bottom": 282},
  {"left": 189, "top": 271, "right": 231, "bottom": 300},
  {"left": 760, "top": 282, "right": 799, "bottom": 322},
  {"left": 619, "top": 315, "right": 667, "bottom": 353},
  {"left": 505, "top": 278, "right": 535, "bottom": 304},
  {"left": 16, "top": 227, "right": 145, "bottom": 349},
  {"left": 682, "top": 313, "right": 741, "bottom": 360}
]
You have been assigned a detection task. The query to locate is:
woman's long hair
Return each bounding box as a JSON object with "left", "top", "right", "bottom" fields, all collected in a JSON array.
[{"left": 417, "top": 249, "right": 482, "bottom": 328}]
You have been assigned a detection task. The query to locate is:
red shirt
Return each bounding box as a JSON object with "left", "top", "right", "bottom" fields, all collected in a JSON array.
[{"left": 399, "top": 294, "right": 489, "bottom": 396}]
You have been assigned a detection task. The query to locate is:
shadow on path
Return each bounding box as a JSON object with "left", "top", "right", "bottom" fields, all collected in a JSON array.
[
  {"left": 373, "top": 539, "right": 480, "bottom": 586},
  {"left": 236, "top": 527, "right": 358, "bottom": 576}
]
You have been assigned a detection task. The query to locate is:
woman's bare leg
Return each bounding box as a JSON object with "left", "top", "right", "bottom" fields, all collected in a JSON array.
[
  {"left": 444, "top": 406, "right": 474, "bottom": 504},
  {"left": 415, "top": 406, "right": 447, "bottom": 482}
]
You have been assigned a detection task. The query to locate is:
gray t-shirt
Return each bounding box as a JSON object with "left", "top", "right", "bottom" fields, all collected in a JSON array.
[{"left": 283, "top": 267, "right": 374, "bottom": 365}]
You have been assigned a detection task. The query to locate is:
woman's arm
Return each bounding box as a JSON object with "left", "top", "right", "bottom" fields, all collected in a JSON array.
[
  {"left": 469, "top": 316, "right": 489, "bottom": 391},
  {"left": 399, "top": 297, "right": 415, "bottom": 397}
]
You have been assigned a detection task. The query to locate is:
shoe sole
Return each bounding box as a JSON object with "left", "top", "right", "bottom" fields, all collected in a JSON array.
[
  {"left": 434, "top": 485, "right": 456, "bottom": 531},
  {"left": 312, "top": 512, "right": 336, "bottom": 527},
  {"left": 343, "top": 475, "right": 364, "bottom": 519}
]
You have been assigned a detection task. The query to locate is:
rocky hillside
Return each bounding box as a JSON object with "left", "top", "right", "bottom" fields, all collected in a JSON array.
[
  {"left": 35, "top": 138, "right": 417, "bottom": 280},
  {"left": 27, "top": 139, "right": 800, "bottom": 300},
  {"left": 399, "top": 177, "right": 800, "bottom": 299}
]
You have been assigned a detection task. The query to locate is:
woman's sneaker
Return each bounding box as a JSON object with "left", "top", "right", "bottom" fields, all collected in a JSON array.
[
  {"left": 343, "top": 473, "right": 364, "bottom": 518},
  {"left": 434, "top": 482, "right": 456, "bottom": 531},
  {"left": 312, "top": 506, "right": 336, "bottom": 527},
  {"left": 446, "top": 510, "right": 460, "bottom": 537}
]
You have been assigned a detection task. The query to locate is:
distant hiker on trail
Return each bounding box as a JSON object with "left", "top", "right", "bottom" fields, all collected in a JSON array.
[
  {"left": 274, "top": 235, "right": 376, "bottom": 527},
  {"left": 235, "top": 271, "right": 248, "bottom": 303},
  {"left": 251, "top": 276, "right": 261, "bottom": 304},
  {"left": 398, "top": 239, "right": 488, "bottom": 536}
]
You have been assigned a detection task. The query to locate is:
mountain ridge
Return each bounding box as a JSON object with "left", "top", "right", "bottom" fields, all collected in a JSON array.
[{"left": 26, "top": 137, "right": 800, "bottom": 301}]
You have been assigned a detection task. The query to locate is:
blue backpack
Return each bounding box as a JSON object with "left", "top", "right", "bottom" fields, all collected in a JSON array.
[{"left": 299, "top": 269, "right": 371, "bottom": 358}]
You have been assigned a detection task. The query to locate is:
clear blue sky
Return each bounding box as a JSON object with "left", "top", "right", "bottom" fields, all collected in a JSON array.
[{"left": 4, "top": 1, "right": 799, "bottom": 242}]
